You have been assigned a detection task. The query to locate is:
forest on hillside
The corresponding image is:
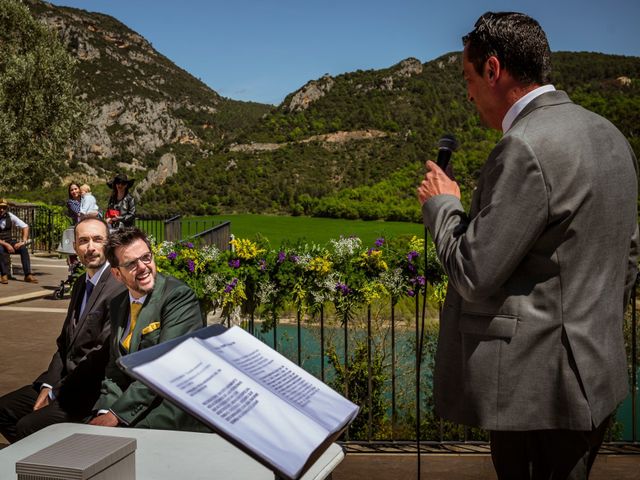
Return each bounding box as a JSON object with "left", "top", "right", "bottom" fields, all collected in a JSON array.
[{"left": 139, "top": 52, "right": 639, "bottom": 221}]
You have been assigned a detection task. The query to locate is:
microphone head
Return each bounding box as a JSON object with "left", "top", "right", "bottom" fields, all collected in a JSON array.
[{"left": 438, "top": 134, "right": 459, "bottom": 152}]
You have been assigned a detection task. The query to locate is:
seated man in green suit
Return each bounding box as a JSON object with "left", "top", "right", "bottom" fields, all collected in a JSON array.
[{"left": 89, "top": 227, "right": 208, "bottom": 431}]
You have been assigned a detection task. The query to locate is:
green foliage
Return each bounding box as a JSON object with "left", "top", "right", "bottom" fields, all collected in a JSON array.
[
  {"left": 327, "top": 343, "right": 387, "bottom": 440},
  {"left": 0, "top": 0, "right": 86, "bottom": 191}
]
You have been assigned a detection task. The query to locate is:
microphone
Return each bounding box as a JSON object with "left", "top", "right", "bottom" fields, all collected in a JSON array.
[{"left": 436, "top": 134, "right": 459, "bottom": 177}]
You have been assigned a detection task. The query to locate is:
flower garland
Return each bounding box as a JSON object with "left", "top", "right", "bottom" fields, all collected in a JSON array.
[{"left": 153, "top": 235, "right": 447, "bottom": 323}]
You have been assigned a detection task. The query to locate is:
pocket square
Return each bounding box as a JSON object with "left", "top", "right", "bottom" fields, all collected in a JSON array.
[{"left": 141, "top": 322, "right": 161, "bottom": 335}]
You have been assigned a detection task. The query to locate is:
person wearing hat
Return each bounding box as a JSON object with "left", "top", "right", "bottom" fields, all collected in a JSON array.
[
  {"left": 0, "top": 199, "right": 38, "bottom": 284},
  {"left": 105, "top": 173, "right": 136, "bottom": 230}
]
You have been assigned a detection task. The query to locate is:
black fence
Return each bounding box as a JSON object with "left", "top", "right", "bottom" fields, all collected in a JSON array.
[
  {"left": 1, "top": 206, "right": 231, "bottom": 253},
  {"left": 135, "top": 215, "right": 231, "bottom": 248},
  {"left": 233, "top": 277, "right": 639, "bottom": 449},
  {"left": 1, "top": 203, "right": 71, "bottom": 253}
]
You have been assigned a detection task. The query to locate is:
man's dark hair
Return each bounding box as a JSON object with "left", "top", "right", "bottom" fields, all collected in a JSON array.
[
  {"left": 105, "top": 227, "right": 151, "bottom": 267},
  {"left": 74, "top": 216, "right": 109, "bottom": 241},
  {"left": 462, "top": 11, "right": 551, "bottom": 85}
]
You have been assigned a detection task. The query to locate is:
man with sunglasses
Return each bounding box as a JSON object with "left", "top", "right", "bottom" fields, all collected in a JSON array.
[{"left": 89, "top": 227, "right": 208, "bottom": 432}]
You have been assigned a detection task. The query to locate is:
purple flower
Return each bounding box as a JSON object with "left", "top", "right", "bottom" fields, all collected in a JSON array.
[
  {"left": 277, "top": 251, "right": 286, "bottom": 263},
  {"left": 183, "top": 242, "right": 194, "bottom": 249},
  {"left": 416, "top": 275, "right": 426, "bottom": 286},
  {"left": 224, "top": 278, "right": 238, "bottom": 294},
  {"left": 407, "top": 251, "right": 419, "bottom": 262},
  {"left": 228, "top": 259, "right": 240, "bottom": 269},
  {"left": 167, "top": 251, "right": 177, "bottom": 261},
  {"left": 408, "top": 263, "right": 416, "bottom": 274},
  {"left": 407, "top": 289, "right": 415, "bottom": 297},
  {"left": 335, "top": 283, "right": 352, "bottom": 296},
  {"left": 187, "top": 260, "right": 195, "bottom": 273},
  {"left": 290, "top": 255, "right": 299, "bottom": 263},
  {"left": 367, "top": 248, "right": 375, "bottom": 256},
  {"left": 259, "top": 259, "right": 267, "bottom": 271},
  {"left": 375, "top": 237, "right": 385, "bottom": 248}
]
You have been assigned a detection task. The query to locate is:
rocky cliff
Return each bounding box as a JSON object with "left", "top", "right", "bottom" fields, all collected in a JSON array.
[{"left": 26, "top": 0, "right": 223, "bottom": 182}]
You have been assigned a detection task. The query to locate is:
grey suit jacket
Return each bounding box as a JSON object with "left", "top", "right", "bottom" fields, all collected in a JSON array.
[
  {"left": 35, "top": 267, "right": 125, "bottom": 415},
  {"left": 422, "top": 90, "right": 639, "bottom": 431}
]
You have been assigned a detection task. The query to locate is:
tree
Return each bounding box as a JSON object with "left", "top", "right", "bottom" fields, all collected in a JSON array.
[{"left": 0, "top": 0, "right": 86, "bottom": 191}]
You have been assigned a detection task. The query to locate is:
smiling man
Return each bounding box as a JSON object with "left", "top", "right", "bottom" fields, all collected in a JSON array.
[
  {"left": 0, "top": 217, "right": 124, "bottom": 442},
  {"left": 89, "top": 227, "right": 208, "bottom": 432}
]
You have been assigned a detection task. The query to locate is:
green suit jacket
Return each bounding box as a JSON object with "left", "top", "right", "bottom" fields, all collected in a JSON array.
[{"left": 94, "top": 272, "right": 209, "bottom": 431}]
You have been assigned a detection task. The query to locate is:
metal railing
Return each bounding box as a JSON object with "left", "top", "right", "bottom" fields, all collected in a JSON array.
[
  {"left": 235, "top": 275, "right": 640, "bottom": 450},
  {"left": 136, "top": 215, "right": 230, "bottom": 248},
  {"left": 1, "top": 204, "right": 71, "bottom": 253},
  {"left": 190, "top": 221, "right": 231, "bottom": 251}
]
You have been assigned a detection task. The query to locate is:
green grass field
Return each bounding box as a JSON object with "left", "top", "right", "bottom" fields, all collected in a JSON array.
[{"left": 140, "top": 214, "right": 425, "bottom": 247}]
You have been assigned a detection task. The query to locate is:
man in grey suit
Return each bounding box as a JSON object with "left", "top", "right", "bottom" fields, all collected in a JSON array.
[
  {"left": 0, "top": 217, "right": 125, "bottom": 442},
  {"left": 417, "top": 12, "right": 638, "bottom": 480}
]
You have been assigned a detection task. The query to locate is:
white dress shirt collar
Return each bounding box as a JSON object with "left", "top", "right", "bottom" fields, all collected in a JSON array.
[
  {"left": 87, "top": 261, "right": 110, "bottom": 286},
  {"left": 502, "top": 84, "right": 556, "bottom": 133},
  {"left": 129, "top": 292, "right": 147, "bottom": 305}
]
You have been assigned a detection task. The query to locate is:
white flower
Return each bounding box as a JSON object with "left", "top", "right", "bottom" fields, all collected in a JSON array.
[
  {"left": 257, "top": 280, "right": 277, "bottom": 304},
  {"left": 155, "top": 241, "right": 176, "bottom": 256},
  {"left": 330, "top": 236, "right": 362, "bottom": 262},
  {"left": 201, "top": 244, "right": 221, "bottom": 262},
  {"left": 380, "top": 268, "right": 406, "bottom": 298}
]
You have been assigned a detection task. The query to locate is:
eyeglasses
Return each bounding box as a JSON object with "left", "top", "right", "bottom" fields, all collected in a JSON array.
[{"left": 118, "top": 251, "right": 153, "bottom": 271}]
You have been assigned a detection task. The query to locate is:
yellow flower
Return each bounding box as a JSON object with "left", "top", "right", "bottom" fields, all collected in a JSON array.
[
  {"left": 307, "top": 256, "right": 332, "bottom": 275},
  {"left": 360, "top": 249, "right": 388, "bottom": 271},
  {"left": 362, "top": 282, "right": 388, "bottom": 304},
  {"left": 409, "top": 235, "right": 424, "bottom": 252},
  {"left": 230, "top": 238, "right": 266, "bottom": 260}
]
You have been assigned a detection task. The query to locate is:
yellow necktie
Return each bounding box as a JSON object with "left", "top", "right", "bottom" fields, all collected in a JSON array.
[{"left": 122, "top": 302, "right": 143, "bottom": 351}]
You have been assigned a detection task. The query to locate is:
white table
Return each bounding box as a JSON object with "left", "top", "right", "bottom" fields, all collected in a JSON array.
[{"left": 0, "top": 423, "right": 344, "bottom": 479}]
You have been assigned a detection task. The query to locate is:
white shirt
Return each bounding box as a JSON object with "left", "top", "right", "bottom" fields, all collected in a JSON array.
[
  {"left": 0, "top": 212, "right": 27, "bottom": 230},
  {"left": 502, "top": 84, "right": 556, "bottom": 133}
]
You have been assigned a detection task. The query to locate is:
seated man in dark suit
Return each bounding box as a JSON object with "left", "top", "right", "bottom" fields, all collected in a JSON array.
[
  {"left": 0, "top": 217, "right": 125, "bottom": 442},
  {"left": 89, "top": 227, "right": 208, "bottom": 431}
]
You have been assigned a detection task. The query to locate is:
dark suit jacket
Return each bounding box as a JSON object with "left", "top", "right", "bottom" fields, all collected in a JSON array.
[
  {"left": 422, "top": 90, "right": 639, "bottom": 431},
  {"left": 35, "top": 267, "right": 125, "bottom": 415},
  {"left": 94, "top": 272, "right": 208, "bottom": 431}
]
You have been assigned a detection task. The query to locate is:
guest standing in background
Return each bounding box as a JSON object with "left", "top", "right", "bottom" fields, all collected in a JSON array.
[
  {"left": 66, "top": 183, "right": 81, "bottom": 225},
  {"left": 106, "top": 173, "right": 136, "bottom": 230}
]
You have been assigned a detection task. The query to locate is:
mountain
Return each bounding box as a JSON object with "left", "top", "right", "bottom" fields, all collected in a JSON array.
[
  {"left": 142, "top": 51, "right": 640, "bottom": 219},
  {"left": 26, "top": 0, "right": 270, "bottom": 187},
  {"left": 22, "top": 1, "right": 640, "bottom": 221}
]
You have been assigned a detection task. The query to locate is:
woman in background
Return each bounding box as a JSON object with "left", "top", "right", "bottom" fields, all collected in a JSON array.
[
  {"left": 106, "top": 173, "right": 136, "bottom": 230},
  {"left": 66, "top": 183, "right": 81, "bottom": 224}
]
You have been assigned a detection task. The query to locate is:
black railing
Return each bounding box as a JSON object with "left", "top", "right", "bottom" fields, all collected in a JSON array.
[
  {"left": 237, "top": 276, "right": 640, "bottom": 449},
  {"left": 1, "top": 204, "right": 71, "bottom": 253},
  {"left": 136, "top": 215, "right": 230, "bottom": 248},
  {"left": 190, "top": 221, "right": 231, "bottom": 251}
]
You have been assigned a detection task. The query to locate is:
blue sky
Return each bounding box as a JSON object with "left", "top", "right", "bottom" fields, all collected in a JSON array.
[{"left": 48, "top": 0, "right": 639, "bottom": 105}]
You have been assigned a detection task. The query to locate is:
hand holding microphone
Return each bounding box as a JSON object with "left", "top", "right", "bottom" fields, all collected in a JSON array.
[{"left": 417, "top": 134, "right": 460, "bottom": 205}]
